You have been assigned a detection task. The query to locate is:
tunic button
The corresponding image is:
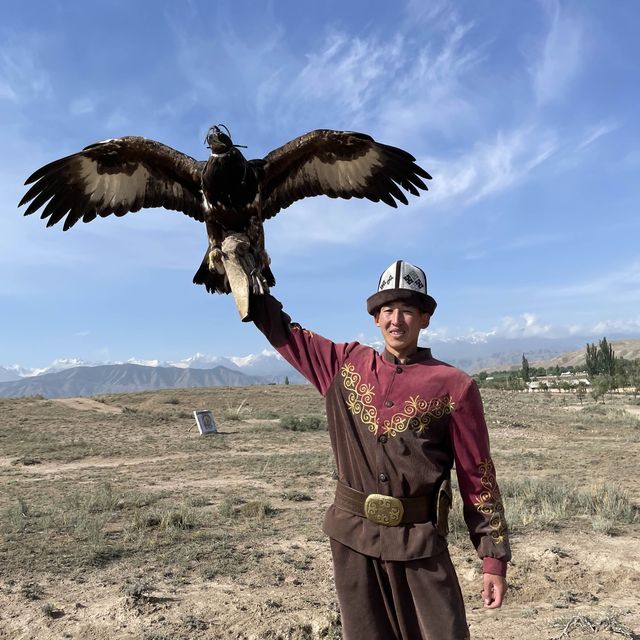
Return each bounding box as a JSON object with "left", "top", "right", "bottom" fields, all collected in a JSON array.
[
  {"left": 378, "top": 434, "right": 388, "bottom": 444},
  {"left": 396, "top": 366, "right": 403, "bottom": 373},
  {"left": 384, "top": 400, "right": 394, "bottom": 407},
  {"left": 378, "top": 473, "right": 388, "bottom": 482}
]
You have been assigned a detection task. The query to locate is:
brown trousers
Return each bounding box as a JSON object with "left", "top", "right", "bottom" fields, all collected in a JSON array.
[{"left": 330, "top": 539, "right": 470, "bottom": 640}]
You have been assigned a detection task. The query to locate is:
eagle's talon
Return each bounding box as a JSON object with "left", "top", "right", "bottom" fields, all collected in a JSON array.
[{"left": 207, "top": 247, "right": 224, "bottom": 271}]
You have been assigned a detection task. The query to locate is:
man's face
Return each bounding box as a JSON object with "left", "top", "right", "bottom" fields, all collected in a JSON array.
[{"left": 374, "top": 301, "right": 430, "bottom": 360}]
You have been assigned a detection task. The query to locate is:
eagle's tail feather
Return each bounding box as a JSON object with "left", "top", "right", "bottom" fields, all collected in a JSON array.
[
  {"left": 262, "top": 264, "right": 276, "bottom": 288},
  {"left": 193, "top": 255, "right": 230, "bottom": 294}
]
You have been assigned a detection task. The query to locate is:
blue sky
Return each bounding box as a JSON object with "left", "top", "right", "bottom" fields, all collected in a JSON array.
[{"left": 1, "top": 0, "right": 639, "bottom": 370}]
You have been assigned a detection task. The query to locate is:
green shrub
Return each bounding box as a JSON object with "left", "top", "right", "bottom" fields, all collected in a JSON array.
[
  {"left": 239, "top": 500, "right": 275, "bottom": 519},
  {"left": 41, "top": 603, "right": 64, "bottom": 619},
  {"left": 122, "top": 577, "right": 153, "bottom": 602},
  {"left": 282, "top": 491, "right": 313, "bottom": 502},
  {"left": 280, "top": 415, "right": 326, "bottom": 431},
  {"left": 2, "top": 498, "right": 31, "bottom": 534},
  {"left": 586, "top": 483, "right": 637, "bottom": 525},
  {"left": 218, "top": 496, "right": 245, "bottom": 518},
  {"left": 20, "top": 582, "right": 44, "bottom": 600},
  {"left": 219, "top": 496, "right": 275, "bottom": 520}
]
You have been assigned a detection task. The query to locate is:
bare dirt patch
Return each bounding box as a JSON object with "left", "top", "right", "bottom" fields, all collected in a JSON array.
[
  {"left": 1, "top": 387, "right": 639, "bottom": 639},
  {"left": 52, "top": 397, "right": 123, "bottom": 414}
]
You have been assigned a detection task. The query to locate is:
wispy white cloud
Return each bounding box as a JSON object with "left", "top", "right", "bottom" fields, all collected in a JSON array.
[
  {"left": 69, "top": 97, "right": 96, "bottom": 117},
  {"left": 295, "top": 32, "right": 406, "bottom": 117},
  {"left": 531, "top": 0, "right": 584, "bottom": 105},
  {"left": 0, "top": 32, "right": 53, "bottom": 103},
  {"left": 262, "top": 29, "right": 408, "bottom": 132},
  {"left": 166, "top": 2, "right": 288, "bottom": 123},
  {"left": 589, "top": 318, "right": 640, "bottom": 336},
  {"left": 427, "top": 126, "right": 558, "bottom": 205},
  {"left": 423, "top": 312, "right": 552, "bottom": 342},
  {"left": 541, "top": 261, "right": 640, "bottom": 303},
  {"left": 374, "top": 22, "right": 482, "bottom": 143},
  {"left": 257, "top": 5, "right": 484, "bottom": 144},
  {"left": 266, "top": 197, "right": 391, "bottom": 254},
  {"left": 423, "top": 312, "right": 640, "bottom": 344},
  {"left": 576, "top": 120, "right": 619, "bottom": 152},
  {"left": 491, "top": 313, "right": 554, "bottom": 339},
  {"left": 411, "top": 263, "right": 640, "bottom": 346},
  {"left": 403, "top": 0, "right": 459, "bottom": 31},
  {"left": 504, "top": 232, "right": 565, "bottom": 251},
  {"left": 461, "top": 231, "right": 566, "bottom": 260}
]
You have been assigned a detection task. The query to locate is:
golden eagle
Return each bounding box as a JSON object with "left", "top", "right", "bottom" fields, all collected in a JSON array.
[{"left": 19, "top": 127, "right": 431, "bottom": 316}]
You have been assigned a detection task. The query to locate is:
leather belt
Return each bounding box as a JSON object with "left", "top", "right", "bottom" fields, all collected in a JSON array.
[{"left": 334, "top": 482, "right": 432, "bottom": 527}]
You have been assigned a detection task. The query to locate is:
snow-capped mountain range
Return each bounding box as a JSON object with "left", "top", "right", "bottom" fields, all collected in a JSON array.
[
  {"left": 2, "top": 337, "right": 639, "bottom": 396},
  {"left": 0, "top": 349, "right": 302, "bottom": 383}
]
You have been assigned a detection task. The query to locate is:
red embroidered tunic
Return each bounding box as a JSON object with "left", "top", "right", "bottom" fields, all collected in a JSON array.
[{"left": 251, "top": 294, "right": 511, "bottom": 576}]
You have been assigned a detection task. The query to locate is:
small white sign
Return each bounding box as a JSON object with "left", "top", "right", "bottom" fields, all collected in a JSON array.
[{"left": 193, "top": 410, "right": 218, "bottom": 435}]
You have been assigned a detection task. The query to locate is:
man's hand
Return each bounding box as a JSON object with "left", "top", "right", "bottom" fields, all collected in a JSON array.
[{"left": 482, "top": 573, "right": 507, "bottom": 608}]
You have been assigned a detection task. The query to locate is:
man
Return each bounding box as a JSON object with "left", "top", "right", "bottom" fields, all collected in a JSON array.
[{"left": 249, "top": 260, "right": 510, "bottom": 640}]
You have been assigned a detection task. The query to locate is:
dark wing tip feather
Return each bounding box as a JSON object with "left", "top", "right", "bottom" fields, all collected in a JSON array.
[
  {"left": 24, "top": 157, "right": 71, "bottom": 185},
  {"left": 380, "top": 143, "right": 417, "bottom": 162},
  {"left": 381, "top": 194, "right": 399, "bottom": 208},
  {"left": 412, "top": 164, "right": 432, "bottom": 181},
  {"left": 406, "top": 173, "right": 429, "bottom": 192}
]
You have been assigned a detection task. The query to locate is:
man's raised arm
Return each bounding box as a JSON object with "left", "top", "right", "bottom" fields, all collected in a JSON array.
[{"left": 248, "top": 293, "right": 357, "bottom": 396}]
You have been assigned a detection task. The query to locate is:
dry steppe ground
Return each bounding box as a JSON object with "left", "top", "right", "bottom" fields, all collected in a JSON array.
[{"left": 1, "top": 386, "right": 639, "bottom": 640}]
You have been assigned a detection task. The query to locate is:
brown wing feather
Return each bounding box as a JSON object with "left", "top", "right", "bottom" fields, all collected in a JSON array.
[
  {"left": 259, "top": 129, "right": 431, "bottom": 220},
  {"left": 19, "top": 137, "right": 206, "bottom": 230}
]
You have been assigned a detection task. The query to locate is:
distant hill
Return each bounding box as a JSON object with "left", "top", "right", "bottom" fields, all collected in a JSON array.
[
  {"left": 0, "top": 364, "right": 270, "bottom": 399},
  {"left": 430, "top": 335, "right": 593, "bottom": 373},
  {"left": 0, "top": 366, "right": 21, "bottom": 383},
  {"left": 531, "top": 339, "right": 640, "bottom": 369}
]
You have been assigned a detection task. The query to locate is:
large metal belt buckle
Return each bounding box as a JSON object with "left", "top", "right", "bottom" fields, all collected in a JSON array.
[{"left": 364, "top": 494, "right": 404, "bottom": 526}]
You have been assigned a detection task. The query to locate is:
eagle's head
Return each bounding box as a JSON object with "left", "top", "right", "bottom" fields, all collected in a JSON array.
[{"left": 205, "top": 125, "right": 234, "bottom": 154}]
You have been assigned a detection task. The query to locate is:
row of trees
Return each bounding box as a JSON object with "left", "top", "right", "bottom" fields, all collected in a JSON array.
[
  {"left": 475, "top": 337, "right": 640, "bottom": 399},
  {"left": 585, "top": 339, "right": 640, "bottom": 400},
  {"left": 586, "top": 337, "right": 616, "bottom": 377},
  {"left": 478, "top": 362, "right": 582, "bottom": 385}
]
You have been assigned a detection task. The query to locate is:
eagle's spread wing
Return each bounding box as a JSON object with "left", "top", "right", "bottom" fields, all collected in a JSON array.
[
  {"left": 259, "top": 129, "right": 431, "bottom": 220},
  {"left": 19, "top": 137, "right": 206, "bottom": 230}
]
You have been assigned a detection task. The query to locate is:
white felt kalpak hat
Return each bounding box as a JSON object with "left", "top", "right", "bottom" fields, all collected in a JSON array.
[{"left": 366, "top": 260, "right": 437, "bottom": 316}]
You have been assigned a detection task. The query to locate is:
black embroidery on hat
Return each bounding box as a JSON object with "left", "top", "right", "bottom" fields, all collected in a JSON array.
[
  {"left": 380, "top": 273, "right": 394, "bottom": 290},
  {"left": 403, "top": 270, "right": 424, "bottom": 290}
]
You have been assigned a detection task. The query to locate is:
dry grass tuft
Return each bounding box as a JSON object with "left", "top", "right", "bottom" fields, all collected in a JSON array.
[
  {"left": 449, "top": 478, "right": 638, "bottom": 539},
  {"left": 553, "top": 610, "right": 640, "bottom": 639},
  {"left": 280, "top": 415, "right": 327, "bottom": 431}
]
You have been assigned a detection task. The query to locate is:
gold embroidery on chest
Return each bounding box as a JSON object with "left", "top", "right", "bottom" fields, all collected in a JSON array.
[
  {"left": 474, "top": 458, "right": 507, "bottom": 544},
  {"left": 340, "top": 363, "right": 455, "bottom": 437},
  {"left": 341, "top": 363, "right": 379, "bottom": 433}
]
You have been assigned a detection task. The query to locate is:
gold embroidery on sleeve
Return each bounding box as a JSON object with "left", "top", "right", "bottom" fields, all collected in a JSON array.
[
  {"left": 474, "top": 458, "right": 507, "bottom": 544},
  {"left": 340, "top": 364, "right": 454, "bottom": 437}
]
